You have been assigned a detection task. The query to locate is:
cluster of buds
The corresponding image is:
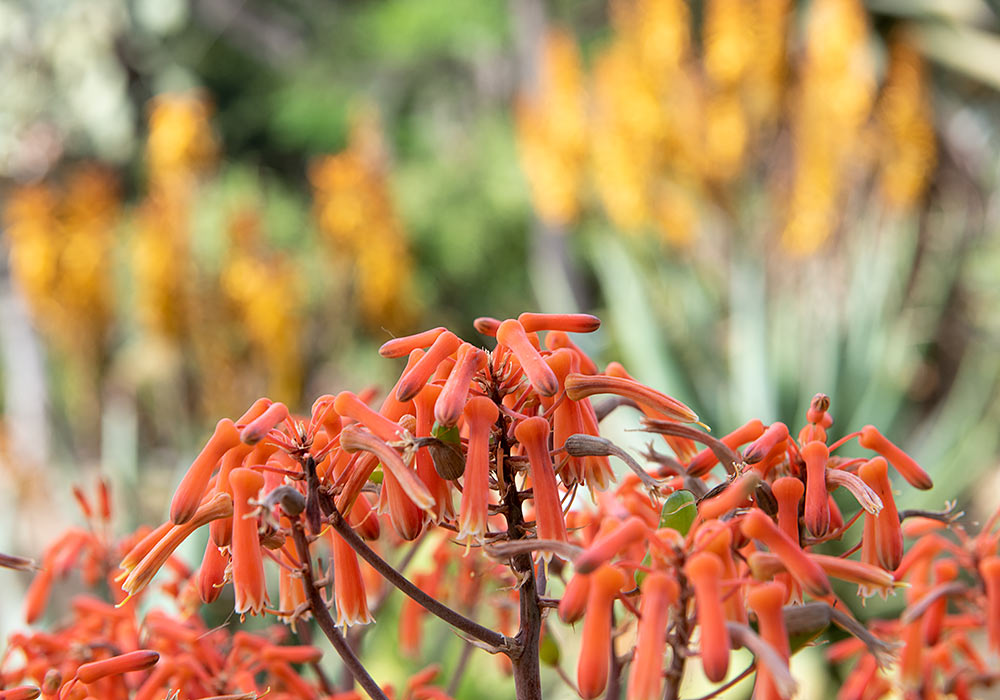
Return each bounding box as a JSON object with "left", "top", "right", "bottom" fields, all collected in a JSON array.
[{"left": 6, "top": 312, "right": 992, "bottom": 700}]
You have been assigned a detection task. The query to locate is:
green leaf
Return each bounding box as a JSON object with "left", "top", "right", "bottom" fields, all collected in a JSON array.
[{"left": 658, "top": 490, "right": 697, "bottom": 534}]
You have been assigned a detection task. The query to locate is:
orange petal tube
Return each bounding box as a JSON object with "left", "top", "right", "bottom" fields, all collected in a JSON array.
[
  {"left": 76, "top": 650, "right": 159, "bottom": 684},
  {"left": 771, "top": 477, "right": 804, "bottom": 544},
  {"left": 122, "top": 492, "right": 233, "bottom": 598},
  {"left": 395, "top": 330, "right": 462, "bottom": 402},
  {"left": 577, "top": 565, "right": 625, "bottom": 699},
  {"left": 979, "top": 556, "right": 1000, "bottom": 653},
  {"left": 514, "top": 417, "right": 568, "bottom": 549},
  {"left": 229, "top": 468, "right": 267, "bottom": 617},
  {"left": 743, "top": 422, "right": 789, "bottom": 465},
  {"left": 334, "top": 391, "right": 406, "bottom": 443},
  {"left": 456, "top": 397, "right": 499, "bottom": 545},
  {"left": 858, "top": 425, "right": 933, "bottom": 490},
  {"left": 740, "top": 510, "right": 831, "bottom": 597},
  {"left": 858, "top": 457, "right": 903, "bottom": 571},
  {"left": 340, "top": 426, "right": 435, "bottom": 512},
  {"left": 330, "top": 529, "right": 373, "bottom": 627},
  {"left": 378, "top": 326, "right": 447, "bottom": 358},
  {"left": 239, "top": 401, "right": 288, "bottom": 445},
  {"left": 686, "top": 419, "right": 765, "bottom": 477},
  {"left": 496, "top": 320, "right": 559, "bottom": 396},
  {"left": 626, "top": 572, "right": 679, "bottom": 700},
  {"left": 558, "top": 571, "right": 591, "bottom": 624},
  {"left": 684, "top": 552, "right": 731, "bottom": 683},
  {"left": 169, "top": 418, "right": 241, "bottom": 525},
  {"left": 517, "top": 312, "right": 601, "bottom": 334},
  {"left": 747, "top": 583, "right": 790, "bottom": 700},
  {"left": 564, "top": 373, "right": 698, "bottom": 423},
  {"left": 196, "top": 538, "right": 227, "bottom": 604},
  {"left": 800, "top": 441, "right": 830, "bottom": 537},
  {"left": 545, "top": 330, "right": 599, "bottom": 374},
  {"left": 573, "top": 516, "right": 648, "bottom": 574},
  {"left": 434, "top": 343, "right": 485, "bottom": 427},
  {"left": 210, "top": 442, "right": 253, "bottom": 548},
  {"left": 697, "top": 473, "right": 760, "bottom": 521}
]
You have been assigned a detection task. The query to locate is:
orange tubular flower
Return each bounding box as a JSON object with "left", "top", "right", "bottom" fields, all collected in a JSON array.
[
  {"left": 685, "top": 552, "right": 731, "bottom": 683},
  {"left": 76, "top": 650, "right": 160, "bottom": 684},
  {"left": 574, "top": 517, "right": 648, "bottom": 574},
  {"left": 577, "top": 565, "right": 625, "bottom": 699},
  {"left": 340, "top": 426, "right": 435, "bottom": 512},
  {"left": 686, "top": 419, "right": 765, "bottom": 477},
  {"left": 210, "top": 442, "right": 253, "bottom": 548},
  {"left": 434, "top": 343, "right": 485, "bottom": 427},
  {"left": 743, "top": 422, "right": 789, "bottom": 464},
  {"left": 197, "top": 538, "right": 227, "bottom": 604},
  {"left": 605, "top": 362, "right": 696, "bottom": 461},
  {"left": 0, "top": 687, "right": 41, "bottom": 700},
  {"left": 395, "top": 330, "right": 462, "bottom": 402},
  {"left": 697, "top": 472, "right": 760, "bottom": 520},
  {"left": 262, "top": 645, "right": 324, "bottom": 665},
  {"left": 858, "top": 425, "right": 933, "bottom": 490},
  {"left": 514, "top": 417, "right": 568, "bottom": 549},
  {"left": 564, "top": 373, "right": 698, "bottom": 423},
  {"left": 800, "top": 441, "right": 830, "bottom": 537},
  {"left": 980, "top": 556, "right": 1000, "bottom": 653},
  {"left": 330, "top": 529, "right": 373, "bottom": 628},
  {"left": 559, "top": 571, "right": 591, "bottom": 624},
  {"left": 473, "top": 316, "right": 501, "bottom": 336},
  {"left": 122, "top": 492, "right": 234, "bottom": 598},
  {"left": 496, "top": 319, "right": 559, "bottom": 396},
  {"left": 627, "top": 572, "right": 679, "bottom": 700},
  {"left": 456, "top": 397, "right": 499, "bottom": 545},
  {"left": 169, "top": 418, "right": 241, "bottom": 525},
  {"left": 771, "top": 477, "right": 804, "bottom": 544},
  {"left": 741, "top": 510, "right": 831, "bottom": 598},
  {"left": 334, "top": 391, "right": 407, "bottom": 443},
  {"left": 545, "top": 330, "right": 598, "bottom": 374},
  {"left": 239, "top": 401, "right": 289, "bottom": 445},
  {"left": 748, "top": 582, "right": 790, "bottom": 700},
  {"left": 229, "top": 468, "right": 267, "bottom": 618},
  {"left": 412, "top": 384, "right": 454, "bottom": 520},
  {"left": 749, "top": 552, "right": 897, "bottom": 597},
  {"left": 378, "top": 326, "right": 447, "bottom": 358},
  {"left": 858, "top": 457, "right": 903, "bottom": 571},
  {"left": 23, "top": 564, "right": 55, "bottom": 625},
  {"left": 923, "top": 558, "right": 957, "bottom": 645},
  {"left": 517, "top": 312, "right": 601, "bottom": 334}
]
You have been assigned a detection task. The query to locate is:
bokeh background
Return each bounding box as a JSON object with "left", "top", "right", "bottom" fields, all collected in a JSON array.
[{"left": 2, "top": 0, "right": 999, "bottom": 697}]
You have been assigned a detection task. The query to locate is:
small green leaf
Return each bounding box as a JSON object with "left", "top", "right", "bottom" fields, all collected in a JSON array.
[
  {"left": 432, "top": 421, "right": 461, "bottom": 443},
  {"left": 637, "top": 490, "right": 697, "bottom": 585},
  {"left": 658, "top": 490, "right": 697, "bottom": 534},
  {"left": 369, "top": 468, "right": 384, "bottom": 485}
]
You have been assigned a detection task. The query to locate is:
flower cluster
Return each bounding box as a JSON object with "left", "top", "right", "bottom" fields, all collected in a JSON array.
[
  {"left": 6, "top": 312, "right": 993, "bottom": 700},
  {"left": 516, "top": 0, "right": 936, "bottom": 253}
]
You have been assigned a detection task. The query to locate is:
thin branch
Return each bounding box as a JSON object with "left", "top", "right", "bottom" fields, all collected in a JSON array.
[
  {"left": 290, "top": 520, "right": 389, "bottom": 700},
  {"left": 326, "top": 509, "right": 509, "bottom": 651}
]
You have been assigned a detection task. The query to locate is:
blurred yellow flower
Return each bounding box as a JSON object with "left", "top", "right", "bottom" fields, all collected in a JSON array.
[{"left": 310, "top": 106, "right": 417, "bottom": 331}]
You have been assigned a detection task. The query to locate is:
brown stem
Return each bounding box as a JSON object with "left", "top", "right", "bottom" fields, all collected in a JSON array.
[
  {"left": 290, "top": 520, "right": 389, "bottom": 700},
  {"left": 662, "top": 571, "right": 692, "bottom": 700},
  {"left": 493, "top": 384, "right": 543, "bottom": 700}
]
